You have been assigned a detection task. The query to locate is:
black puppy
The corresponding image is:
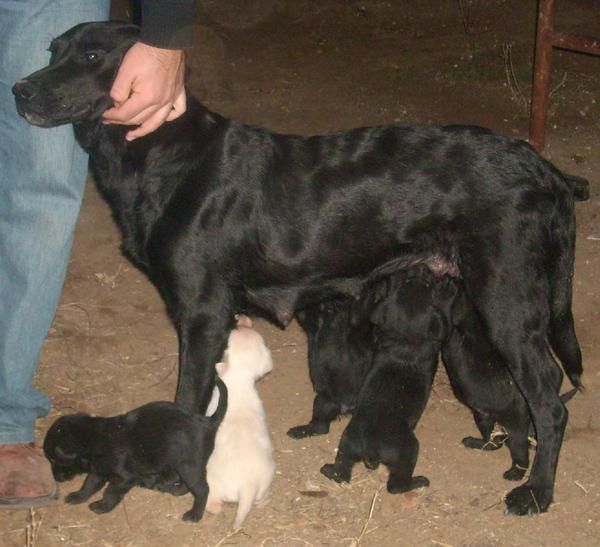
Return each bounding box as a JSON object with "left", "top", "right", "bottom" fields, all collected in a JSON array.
[
  {"left": 289, "top": 291, "right": 380, "bottom": 438},
  {"left": 441, "top": 287, "right": 577, "bottom": 481},
  {"left": 321, "top": 267, "right": 456, "bottom": 493},
  {"left": 43, "top": 378, "right": 227, "bottom": 522},
  {"left": 15, "top": 21, "right": 588, "bottom": 514}
]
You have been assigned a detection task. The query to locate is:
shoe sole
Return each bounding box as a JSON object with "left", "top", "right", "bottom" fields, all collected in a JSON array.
[{"left": 0, "top": 485, "right": 59, "bottom": 510}]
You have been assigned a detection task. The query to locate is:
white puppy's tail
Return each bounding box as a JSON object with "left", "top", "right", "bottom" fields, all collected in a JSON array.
[{"left": 232, "top": 488, "right": 257, "bottom": 530}]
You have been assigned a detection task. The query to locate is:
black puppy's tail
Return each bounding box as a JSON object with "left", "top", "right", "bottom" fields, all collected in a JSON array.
[
  {"left": 559, "top": 387, "right": 578, "bottom": 405},
  {"left": 564, "top": 173, "right": 590, "bottom": 201},
  {"left": 207, "top": 377, "right": 228, "bottom": 427}
]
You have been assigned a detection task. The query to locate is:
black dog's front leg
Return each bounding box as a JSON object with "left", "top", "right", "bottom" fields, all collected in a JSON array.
[
  {"left": 65, "top": 472, "right": 106, "bottom": 504},
  {"left": 174, "top": 287, "right": 235, "bottom": 413},
  {"left": 89, "top": 479, "right": 135, "bottom": 514}
]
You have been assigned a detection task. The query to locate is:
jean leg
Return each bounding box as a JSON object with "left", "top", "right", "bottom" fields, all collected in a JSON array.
[{"left": 0, "top": 0, "right": 110, "bottom": 444}]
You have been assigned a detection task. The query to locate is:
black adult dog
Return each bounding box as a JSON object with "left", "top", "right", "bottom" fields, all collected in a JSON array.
[
  {"left": 14, "top": 21, "right": 588, "bottom": 515},
  {"left": 43, "top": 378, "right": 227, "bottom": 522},
  {"left": 321, "top": 267, "right": 455, "bottom": 493},
  {"left": 289, "top": 291, "right": 379, "bottom": 438}
]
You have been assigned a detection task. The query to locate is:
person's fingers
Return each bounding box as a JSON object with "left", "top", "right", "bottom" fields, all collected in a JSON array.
[
  {"left": 165, "top": 88, "right": 187, "bottom": 122},
  {"left": 125, "top": 104, "right": 173, "bottom": 141},
  {"left": 103, "top": 94, "right": 151, "bottom": 124},
  {"left": 105, "top": 102, "right": 156, "bottom": 127}
]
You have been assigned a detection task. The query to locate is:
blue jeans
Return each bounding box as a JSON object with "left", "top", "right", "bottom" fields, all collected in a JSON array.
[{"left": 0, "top": 0, "right": 109, "bottom": 444}]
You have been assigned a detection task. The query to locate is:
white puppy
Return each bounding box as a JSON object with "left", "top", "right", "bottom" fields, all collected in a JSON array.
[{"left": 205, "top": 315, "right": 275, "bottom": 529}]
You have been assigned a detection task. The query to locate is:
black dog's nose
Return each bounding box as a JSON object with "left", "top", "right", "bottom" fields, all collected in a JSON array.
[{"left": 12, "top": 80, "right": 37, "bottom": 101}]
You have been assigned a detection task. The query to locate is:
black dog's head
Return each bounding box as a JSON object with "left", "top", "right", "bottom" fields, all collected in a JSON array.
[
  {"left": 12, "top": 21, "right": 139, "bottom": 127},
  {"left": 43, "top": 413, "right": 95, "bottom": 481}
]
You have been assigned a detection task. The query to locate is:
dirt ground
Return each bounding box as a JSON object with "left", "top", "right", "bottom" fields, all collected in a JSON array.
[{"left": 2, "top": 1, "right": 599, "bottom": 546}]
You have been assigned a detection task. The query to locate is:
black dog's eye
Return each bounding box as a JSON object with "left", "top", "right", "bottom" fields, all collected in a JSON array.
[{"left": 84, "top": 51, "right": 101, "bottom": 65}]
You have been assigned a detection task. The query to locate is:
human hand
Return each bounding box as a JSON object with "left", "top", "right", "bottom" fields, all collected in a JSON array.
[{"left": 102, "top": 42, "right": 186, "bottom": 141}]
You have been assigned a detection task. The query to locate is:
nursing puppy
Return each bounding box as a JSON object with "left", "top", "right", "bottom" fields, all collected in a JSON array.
[
  {"left": 441, "top": 287, "right": 577, "bottom": 480},
  {"left": 43, "top": 378, "right": 227, "bottom": 522},
  {"left": 289, "top": 292, "right": 379, "bottom": 438},
  {"left": 321, "top": 268, "right": 456, "bottom": 493},
  {"left": 204, "top": 315, "right": 275, "bottom": 530}
]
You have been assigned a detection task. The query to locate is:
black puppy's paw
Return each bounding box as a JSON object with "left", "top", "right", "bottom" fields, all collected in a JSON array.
[
  {"left": 462, "top": 436, "right": 504, "bottom": 451},
  {"left": 363, "top": 457, "right": 379, "bottom": 470},
  {"left": 503, "top": 465, "right": 527, "bottom": 482},
  {"left": 387, "top": 475, "right": 429, "bottom": 494},
  {"left": 287, "top": 423, "right": 329, "bottom": 439},
  {"left": 168, "top": 482, "right": 190, "bottom": 496},
  {"left": 320, "top": 463, "right": 350, "bottom": 483},
  {"left": 182, "top": 508, "right": 203, "bottom": 522},
  {"left": 64, "top": 491, "right": 87, "bottom": 504},
  {"left": 89, "top": 500, "right": 115, "bottom": 514},
  {"left": 505, "top": 484, "right": 551, "bottom": 515}
]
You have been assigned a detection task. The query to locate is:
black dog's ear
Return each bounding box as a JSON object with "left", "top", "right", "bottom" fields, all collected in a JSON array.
[
  {"left": 369, "top": 292, "right": 394, "bottom": 328},
  {"left": 364, "top": 276, "right": 392, "bottom": 327}
]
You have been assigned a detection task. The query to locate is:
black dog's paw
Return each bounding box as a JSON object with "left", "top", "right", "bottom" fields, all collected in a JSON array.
[
  {"left": 88, "top": 500, "right": 115, "bottom": 514},
  {"left": 182, "top": 508, "right": 203, "bottom": 522},
  {"left": 168, "top": 482, "right": 190, "bottom": 496},
  {"left": 505, "top": 484, "right": 551, "bottom": 515},
  {"left": 503, "top": 465, "right": 527, "bottom": 482},
  {"left": 320, "top": 463, "right": 350, "bottom": 483},
  {"left": 153, "top": 481, "right": 189, "bottom": 496},
  {"left": 387, "top": 475, "right": 430, "bottom": 494},
  {"left": 64, "top": 491, "right": 87, "bottom": 504},
  {"left": 287, "top": 423, "right": 329, "bottom": 439},
  {"left": 462, "top": 436, "right": 503, "bottom": 451},
  {"left": 363, "top": 457, "right": 379, "bottom": 470}
]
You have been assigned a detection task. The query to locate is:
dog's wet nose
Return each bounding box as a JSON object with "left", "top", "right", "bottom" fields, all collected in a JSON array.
[{"left": 12, "top": 80, "right": 36, "bottom": 101}]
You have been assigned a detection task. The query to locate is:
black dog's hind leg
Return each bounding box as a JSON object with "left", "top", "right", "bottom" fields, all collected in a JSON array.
[
  {"left": 287, "top": 392, "right": 341, "bottom": 438},
  {"left": 463, "top": 411, "right": 505, "bottom": 451},
  {"left": 177, "top": 464, "right": 210, "bottom": 522},
  {"left": 385, "top": 430, "right": 430, "bottom": 494},
  {"left": 472, "top": 263, "right": 567, "bottom": 515},
  {"left": 501, "top": 417, "right": 530, "bottom": 481},
  {"left": 320, "top": 422, "right": 361, "bottom": 484},
  {"left": 89, "top": 478, "right": 135, "bottom": 513},
  {"left": 65, "top": 472, "right": 106, "bottom": 504}
]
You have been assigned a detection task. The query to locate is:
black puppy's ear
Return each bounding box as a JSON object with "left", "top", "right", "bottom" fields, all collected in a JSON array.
[
  {"left": 369, "top": 296, "right": 392, "bottom": 328},
  {"left": 364, "top": 276, "right": 392, "bottom": 325}
]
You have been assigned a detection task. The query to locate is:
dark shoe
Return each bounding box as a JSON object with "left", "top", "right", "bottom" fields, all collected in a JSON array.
[{"left": 0, "top": 443, "right": 58, "bottom": 509}]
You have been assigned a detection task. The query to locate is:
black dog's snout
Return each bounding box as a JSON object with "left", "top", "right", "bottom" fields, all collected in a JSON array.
[{"left": 12, "top": 80, "right": 37, "bottom": 101}]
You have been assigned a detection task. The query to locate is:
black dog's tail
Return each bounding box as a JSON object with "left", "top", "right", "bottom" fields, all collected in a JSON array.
[
  {"left": 207, "top": 377, "right": 228, "bottom": 426},
  {"left": 547, "top": 172, "right": 585, "bottom": 391},
  {"left": 564, "top": 174, "right": 590, "bottom": 202}
]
